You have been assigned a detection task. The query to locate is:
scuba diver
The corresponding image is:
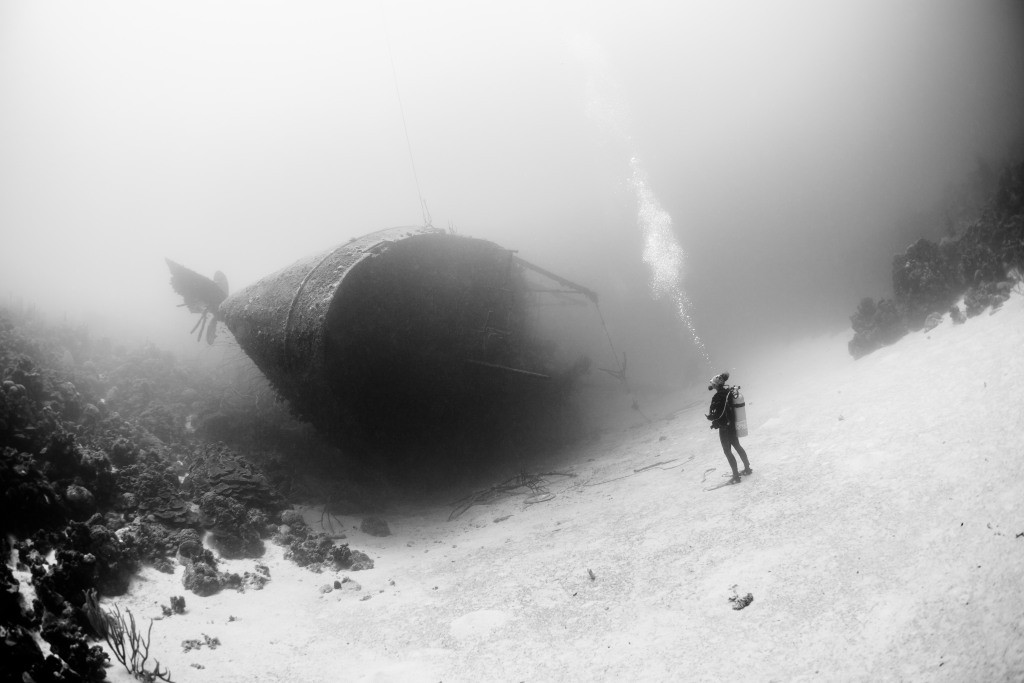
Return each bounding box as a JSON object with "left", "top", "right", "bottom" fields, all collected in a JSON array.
[{"left": 706, "top": 371, "right": 751, "bottom": 484}]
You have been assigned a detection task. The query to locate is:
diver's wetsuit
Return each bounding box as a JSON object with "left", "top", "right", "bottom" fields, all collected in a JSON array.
[{"left": 708, "top": 387, "right": 750, "bottom": 477}]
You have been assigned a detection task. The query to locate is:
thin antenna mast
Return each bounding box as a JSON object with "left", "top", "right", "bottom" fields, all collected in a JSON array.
[{"left": 382, "top": 21, "right": 431, "bottom": 227}]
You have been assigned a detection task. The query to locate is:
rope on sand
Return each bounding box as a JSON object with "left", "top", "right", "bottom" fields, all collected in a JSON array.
[
  {"left": 633, "top": 459, "right": 678, "bottom": 473},
  {"left": 524, "top": 492, "right": 555, "bottom": 504},
  {"left": 583, "top": 454, "right": 693, "bottom": 487}
]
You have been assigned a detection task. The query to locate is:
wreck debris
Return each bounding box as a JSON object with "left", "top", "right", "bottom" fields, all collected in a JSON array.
[{"left": 448, "top": 469, "right": 575, "bottom": 520}]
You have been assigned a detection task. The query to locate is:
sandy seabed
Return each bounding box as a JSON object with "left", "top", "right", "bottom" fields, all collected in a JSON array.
[{"left": 99, "top": 293, "right": 1024, "bottom": 682}]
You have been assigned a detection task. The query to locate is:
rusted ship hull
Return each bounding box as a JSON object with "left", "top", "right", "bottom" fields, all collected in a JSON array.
[{"left": 216, "top": 226, "right": 595, "bottom": 461}]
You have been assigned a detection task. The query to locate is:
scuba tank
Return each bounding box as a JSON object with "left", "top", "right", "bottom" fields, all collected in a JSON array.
[{"left": 731, "top": 387, "right": 748, "bottom": 437}]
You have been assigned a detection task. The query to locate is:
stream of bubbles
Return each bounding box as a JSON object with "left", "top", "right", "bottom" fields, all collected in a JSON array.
[
  {"left": 628, "top": 156, "right": 710, "bottom": 366},
  {"left": 574, "top": 35, "right": 710, "bottom": 367}
]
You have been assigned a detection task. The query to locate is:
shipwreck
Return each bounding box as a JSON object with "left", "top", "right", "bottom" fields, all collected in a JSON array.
[{"left": 167, "top": 226, "right": 607, "bottom": 466}]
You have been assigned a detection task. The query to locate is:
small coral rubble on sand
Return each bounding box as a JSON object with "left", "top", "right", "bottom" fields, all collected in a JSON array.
[{"left": 276, "top": 512, "right": 375, "bottom": 572}]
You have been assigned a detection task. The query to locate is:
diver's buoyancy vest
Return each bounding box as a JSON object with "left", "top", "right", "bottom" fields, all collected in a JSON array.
[{"left": 708, "top": 389, "right": 731, "bottom": 427}]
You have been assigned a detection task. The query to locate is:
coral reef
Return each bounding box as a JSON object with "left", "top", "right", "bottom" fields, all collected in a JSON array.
[
  {"left": 181, "top": 443, "right": 284, "bottom": 512},
  {"left": 0, "top": 302, "right": 380, "bottom": 679},
  {"left": 850, "top": 160, "right": 1024, "bottom": 357},
  {"left": 197, "top": 491, "right": 266, "bottom": 559},
  {"left": 40, "top": 605, "right": 110, "bottom": 682},
  {"left": 891, "top": 238, "right": 959, "bottom": 327},
  {"left": 964, "top": 281, "right": 1013, "bottom": 317},
  {"left": 115, "top": 455, "right": 197, "bottom": 528},
  {"left": 181, "top": 557, "right": 225, "bottom": 597},
  {"left": 848, "top": 298, "right": 907, "bottom": 359}
]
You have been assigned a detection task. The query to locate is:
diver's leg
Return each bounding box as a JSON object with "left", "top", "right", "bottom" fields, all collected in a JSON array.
[
  {"left": 719, "top": 429, "right": 740, "bottom": 479},
  {"left": 730, "top": 431, "right": 751, "bottom": 473}
]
